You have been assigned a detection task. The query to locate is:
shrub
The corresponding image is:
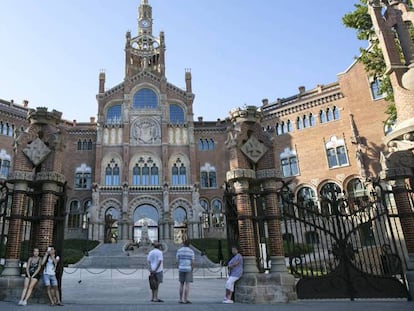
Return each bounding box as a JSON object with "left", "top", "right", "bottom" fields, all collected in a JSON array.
[{"left": 191, "top": 238, "right": 228, "bottom": 263}]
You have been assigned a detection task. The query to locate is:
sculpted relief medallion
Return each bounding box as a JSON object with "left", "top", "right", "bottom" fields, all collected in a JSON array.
[
  {"left": 241, "top": 135, "right": 268, "bottom": 163},
  {"left": 23, "top": 138, "right": 51, "bottom": 166},
  {"left": 131, "top": 118, "right": 161, "bottom": 145}
]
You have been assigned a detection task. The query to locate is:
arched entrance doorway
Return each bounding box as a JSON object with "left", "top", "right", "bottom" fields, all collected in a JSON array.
[
  {"left": 104, "top": 207, "right": 119, "bottom": 243},
  {"left": 173, "top": 207, "right": 187, "bottom": 244},
  {"left": 133, "top": 205, "right": 159, "bottom": 243}
]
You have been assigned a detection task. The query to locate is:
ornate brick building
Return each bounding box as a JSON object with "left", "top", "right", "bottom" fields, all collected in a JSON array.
[{"left": 0, "top": 0, "right": 392, "bottom": 248}]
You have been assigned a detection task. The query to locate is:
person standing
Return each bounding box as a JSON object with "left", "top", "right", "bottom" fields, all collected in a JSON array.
[
  {"left": 18, "top": 247, "right": 42, "bottom": 306},
  {"left": 176, "top": 239, "right": 195, "bottom": 304},
  {"left": 41, "top": 245, "right": 63, "bottom": 306},
  {"left": 223, "top": 246, "right": 243, "bottom": 303},
  {"left": 147, "top": 242, "right": 164, "bottom": 302}
]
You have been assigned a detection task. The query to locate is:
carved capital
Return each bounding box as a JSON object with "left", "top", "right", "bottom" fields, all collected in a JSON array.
[
  {"left": 226, "top": 169, "right": 256, "bottom": 182},
  {"left": 35, "top": 171, "right": 66, "bottom": 184},
  {"left": 8, "top": 171, "right": 35, "bottom": 182}
]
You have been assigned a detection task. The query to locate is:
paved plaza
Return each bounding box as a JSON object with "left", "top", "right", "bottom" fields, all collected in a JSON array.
[{"left": 0, "top": 267, "right": 412, "bottom": 310}]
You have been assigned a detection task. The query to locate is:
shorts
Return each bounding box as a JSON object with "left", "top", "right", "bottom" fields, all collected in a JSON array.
[
  {"left": 29, "top": 273, "right": 41, "bottom": 281},
  {"left": 155, "top": 271, "right": 163, "bottom": 284},
  {"left": 178, "top": 271, "right": 193, "bottom": 283},
  {"left": 225, "top": 276, "right": 240, "bottom": 292},
  {"left": 43, "top": 274, "right": 58, "bottom": 287}
]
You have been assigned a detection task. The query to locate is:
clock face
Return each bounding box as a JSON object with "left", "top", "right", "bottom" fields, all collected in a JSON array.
[{"left": 140, "top": 19, "right": 150, "bottom": 28}]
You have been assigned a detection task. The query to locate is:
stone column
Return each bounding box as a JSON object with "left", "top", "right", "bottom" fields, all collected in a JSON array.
[
  {"left": 262, "top": 180, "right": 285, "bottom": 270},
  {"left": 162, "top": 184, "right": 170, "bottom": 240},
  {"left": 392, "top": 179, "right": 414, "bottom": 299},
  {"left": 38, "top": 182, "right": 60, "bottom": 252},
  {"left": 121, "top": 183, "right": 129, "bottom": 240},
  {"left": 2, "top": 180, "right": 30, "bottom": 276},
  {"left": 233, "top": 178, "right": 259, "bottom": 274}
]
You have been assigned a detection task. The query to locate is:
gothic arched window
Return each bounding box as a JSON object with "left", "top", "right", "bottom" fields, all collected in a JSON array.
[
  {"left": 320, "top": 110, "right": 327, "bottom": 124},
  {"left": 297, "top": 116, "right": 303, "bottom": 130},
  {"left": 326, "top": 108, "right": 333, "bottom": 122},
  {"left": 172, "top": 158, "right": 186, "bottom": 185},
  {"left": 68, "top": 200, "right": 81, "bottom": 228},
  {"left": 0, "top": 149, "right": 11, "bottom": 179},
  {"left": 309, "top": 113, "right": 315, "bottom": 126},
  {"left": 326, "top": 136, "right": 348, "bottom": 168},
  {"left": 169, "top": 104, "right": 185, "bottom": 124},
  {"left": 106, "top": 104, "right": 122, "bottom": 124},
  {"left": 132, "top": 157, "right": 159, "bottom": 186},
  {"left": 200, "top": 163, "right": 217, "bottom": 188},
  {"left": 105, "top": 159, "right": 121, "bottom": 186},
  {"left": 74, "top": 163, "right": 92, "bottom": 189},
  {"left": 333, "top": 106, "right": 340, "bottom": 120},
  {"left": 133, "top": 88, "right": 158, "bottom": 109}
]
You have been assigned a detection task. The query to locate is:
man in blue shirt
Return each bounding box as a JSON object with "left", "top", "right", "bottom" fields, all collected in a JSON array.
[
  {"left": 223, "top": 246, "right": 243, "bottom": 303},
  {"left": 176, "top": 239, "right": 195, "bottom": 303}
]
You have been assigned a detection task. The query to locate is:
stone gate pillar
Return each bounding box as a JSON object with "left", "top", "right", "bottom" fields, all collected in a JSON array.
[
  {"left": 0, "top": 107, "right": 67, "bottom": 302},
  {"left": 369, "top": 0, "right": 414, "bottom": 299},
  {"left": 261, "top": 179, "right": 287, "bottom": 272},
  {"left": 225, "top": 106, "right": 296, "bottom": 303},
  {"left": 37, "top": 182, "right": 61, "bottom": 251},
  {"left": 231, "top": 176, "right": 259, "bottom": 274},
  {"left": 1, "top": 179, "right": 31, "bottom": 276}
]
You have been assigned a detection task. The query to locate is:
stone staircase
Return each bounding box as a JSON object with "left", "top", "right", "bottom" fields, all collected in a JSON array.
[{"left": 71, "top": 240, "right": 219, "bottom": 269}]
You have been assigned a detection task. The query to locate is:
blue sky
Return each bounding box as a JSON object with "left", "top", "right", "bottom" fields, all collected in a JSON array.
[{"left": 0, "top": 0, "right": 365, "bottom": 122}]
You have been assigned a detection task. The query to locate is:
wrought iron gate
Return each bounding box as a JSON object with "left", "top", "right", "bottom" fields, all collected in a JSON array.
[
  {"left": 280, "top": 180, "right": 410, "bottom": 300},
  {"left": 0, "top": 181, "right": 12, "bottom": 264}
]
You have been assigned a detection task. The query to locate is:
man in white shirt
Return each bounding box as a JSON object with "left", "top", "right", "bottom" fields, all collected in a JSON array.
[{"left": 147, "top": 242, "right": 164, "bottom": 302}]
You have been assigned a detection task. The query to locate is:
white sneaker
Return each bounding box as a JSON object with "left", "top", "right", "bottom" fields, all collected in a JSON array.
[
  {"left": 22, "top": 301, "right": 27, "bottom": 306},
  {"left": 18, "top": 300, "right": 23, "bottom": 305},
  {"left": 223, "top": 299, "right": 234, "bottom": 304}
]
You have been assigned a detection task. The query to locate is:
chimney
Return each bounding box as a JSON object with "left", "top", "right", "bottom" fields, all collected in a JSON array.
[
  {"left": 185, "top": 69, "right": 192, "bottom": 93},
  {"left": 298, "top": 86, "right": 306, "bottom": 94},
  {"left": 90, "top": 117, "right": 96, "bottom": 123},
  {"left": 99, "top": 71, "right": 106, "bottom": 94},
  {"left": 23, "top": 100, "right": 29, "bottom": 107},
  {"left": 198, "top": 116, "right": 203, "bottom": 123},
  {"left": 262, "top": 98, "right": 269, "bottom": 106},
  {"left": 73, "top": 120, "right": 77, "bottom": 126}
]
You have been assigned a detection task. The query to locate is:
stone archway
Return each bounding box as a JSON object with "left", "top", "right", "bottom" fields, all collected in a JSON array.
[
  {"left": 104, "top": 207, "right": 119, "bottom": 243},
  {"left": 173, "top": 206, "right": 187, "bottom": 244},
  {"left": 133, "top": 204, "right": 159, "bottom": 243}
]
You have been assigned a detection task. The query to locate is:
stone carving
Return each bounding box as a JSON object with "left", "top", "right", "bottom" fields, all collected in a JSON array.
[
  {"left": 241, "top": 135, "right": 268, "bottom": 163},
  {"left": 226, "top": 169, "right": 256, "bottom": 181},
  {"left": 131, "top": 118, "right": 161, "bottom": 144},
  {"left": 36, "top": 171, "right": 66, "bottom": 183},
  {"left": 22, "top": 138, "right": 51, "bottom": 166}
]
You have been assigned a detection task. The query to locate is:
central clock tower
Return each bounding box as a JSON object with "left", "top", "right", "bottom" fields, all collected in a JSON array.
[{"left": 125, "top": 0, "right": 165, "bottom": 78}]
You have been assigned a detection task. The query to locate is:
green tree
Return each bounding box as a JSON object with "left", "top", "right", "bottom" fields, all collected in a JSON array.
[{"left": 342, "top": 1, "right": 414, "bottom": 125}]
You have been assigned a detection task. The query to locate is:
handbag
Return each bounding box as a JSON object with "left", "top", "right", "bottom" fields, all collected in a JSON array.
[{"left": 149, "top": 273, "right": 158, "bottom": 290}]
